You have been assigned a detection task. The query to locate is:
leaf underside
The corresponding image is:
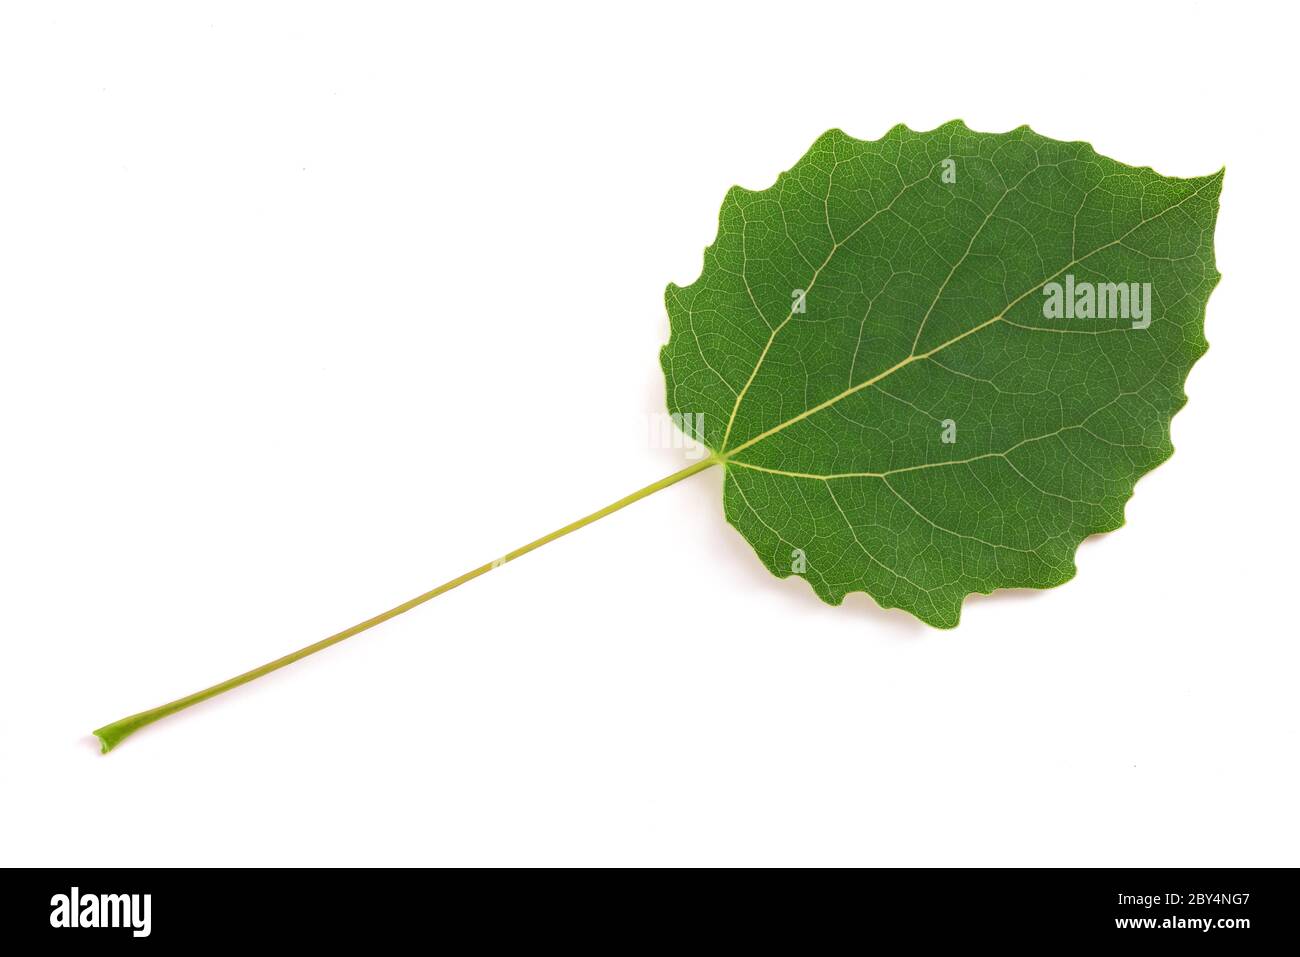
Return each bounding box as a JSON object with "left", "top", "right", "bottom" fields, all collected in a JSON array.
[{"left": 661, "top": 121, "right": 1222, "bottom": 627}]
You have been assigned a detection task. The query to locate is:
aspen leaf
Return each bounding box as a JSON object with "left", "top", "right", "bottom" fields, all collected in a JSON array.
[{"left": 94, "top": 122, "right": 1223, "bottom": 750}]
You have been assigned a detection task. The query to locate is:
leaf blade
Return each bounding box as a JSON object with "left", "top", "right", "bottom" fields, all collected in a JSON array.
[{"left": 662, "top": 122, "right": 1222, "bottom": 627}]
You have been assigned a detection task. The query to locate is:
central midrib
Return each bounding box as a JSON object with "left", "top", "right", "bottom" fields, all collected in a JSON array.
[
  {"left": 715, "top": 174, "right": 1217, "bottom": 464},
  {"left": 721, "top": 314, "right": 1001, "bottom": 460}
]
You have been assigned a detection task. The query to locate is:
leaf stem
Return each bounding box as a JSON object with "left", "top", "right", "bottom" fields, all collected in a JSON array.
[{"left": 93, "top": 455, "right": 721, "bottom": 753}]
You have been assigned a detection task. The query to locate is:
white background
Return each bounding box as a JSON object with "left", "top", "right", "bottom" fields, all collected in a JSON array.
[{"left": 2, "top": 1, "right": 1296, "bottom": 867}]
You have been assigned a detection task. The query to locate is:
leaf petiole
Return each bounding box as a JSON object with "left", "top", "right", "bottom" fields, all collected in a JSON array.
[{"left": 93, "top": 455, "right": 721, "bottom": 753}]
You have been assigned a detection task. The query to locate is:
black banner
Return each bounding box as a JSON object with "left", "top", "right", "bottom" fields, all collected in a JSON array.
[{"left": 3, "top": 868, "right": 1294, "bottom": 946}]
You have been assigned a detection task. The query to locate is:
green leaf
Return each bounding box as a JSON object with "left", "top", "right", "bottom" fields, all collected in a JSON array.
[
  {"left": 662, "top": 122, "right": 1222, "bottom": 628},
  {"left": 92, "top": 121, "right": 1224, "bottom": 751}
]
